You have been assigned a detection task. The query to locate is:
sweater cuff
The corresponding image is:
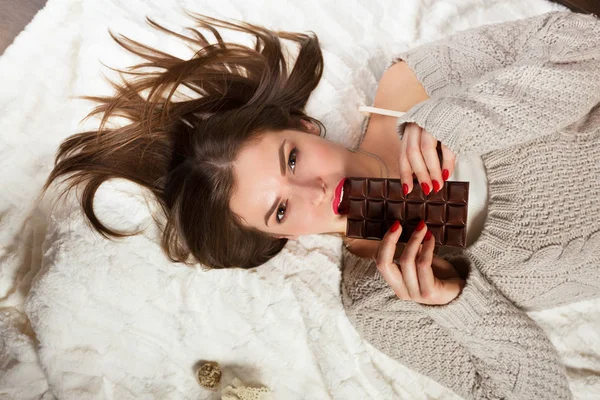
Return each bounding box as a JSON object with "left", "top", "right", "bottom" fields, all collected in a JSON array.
[
  {"left": 419, "top": 266, "right": 499, "bottom": 335},
  {"left": 393, "top": 47, "right": 451, "bottom": 97},
  {"left": 396, "top": 97, "right": 466, "bottom": 156}
]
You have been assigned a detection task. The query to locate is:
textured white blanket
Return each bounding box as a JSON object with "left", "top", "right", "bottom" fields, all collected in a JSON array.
[{"left": 2, "top": 0, "right": 599, "bottom": 399}]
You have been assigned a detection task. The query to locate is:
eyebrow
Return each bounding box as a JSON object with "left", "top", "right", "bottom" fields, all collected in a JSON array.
[{"left": 264, "top": 139, "right": 287, "bottom": 227}]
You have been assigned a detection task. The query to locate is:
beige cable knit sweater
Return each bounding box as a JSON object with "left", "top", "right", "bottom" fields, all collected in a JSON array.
[{"left": 341, "top": 11, "right": 600, "bottom": 400}]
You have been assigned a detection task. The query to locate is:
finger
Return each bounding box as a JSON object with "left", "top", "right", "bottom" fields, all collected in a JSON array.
[
  {"left": 415, "top": 243, "right": 424, "bottom": 259},
  {"left": 401, "top": 220, "right": 428, "bottom": 262},
  {"left": 398, "top": 221, "right": 428, "bottom": 298},
  {"left": 441, "top": 144, "right": 456, "bottom": 182},
  {"left": 376, "top": 220, "right": 403, "bottom": 264},
  {"left": 416, "top": 230, "right": 436, "bottom": 299},
  {"left": 399, "top": 149, "right": 413, "bottom": 196},
  {"left": 376, "top": 221, "right": 410, "bottom": 299},
  {"left": 405, "top": 126, "right": 432, "bottom": 196},
  {"left": 398, "top": 249, "right": 420, "bottom": 299},
  {"left": 421, "top": 134, "right": 443, "bottom": 193},
  {"left": 381, "top": 265, "right": 410, "bottom": 300},
  {"left": 399, "top": 125, "right": 416, "bottom": 195}
]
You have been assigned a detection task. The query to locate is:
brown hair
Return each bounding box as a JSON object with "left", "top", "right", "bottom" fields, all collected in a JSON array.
[{"left": 43, "top": 14, "right": 325, "bottom": 269}]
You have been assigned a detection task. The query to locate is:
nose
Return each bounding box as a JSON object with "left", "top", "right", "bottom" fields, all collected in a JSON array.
[{"left": 292, "top": 177, "right": 326, "bottom": 206}]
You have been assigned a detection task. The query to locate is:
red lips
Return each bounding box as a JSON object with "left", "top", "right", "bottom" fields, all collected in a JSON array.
[{"left": 333, "top": 178, "right": 346, "bottom": 215}]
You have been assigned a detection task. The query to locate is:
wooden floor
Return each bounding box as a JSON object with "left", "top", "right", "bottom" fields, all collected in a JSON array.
[
  {"left": 0, "top": 0, "right": 47, "bottom": 55},
  {"left": 0, "top": 0, "right": 597, "bottom": 56}
]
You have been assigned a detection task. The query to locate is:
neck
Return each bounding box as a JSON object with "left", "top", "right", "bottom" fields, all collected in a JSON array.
[{"left": 350, "top": 147, "right": 389, "bottom": 178}]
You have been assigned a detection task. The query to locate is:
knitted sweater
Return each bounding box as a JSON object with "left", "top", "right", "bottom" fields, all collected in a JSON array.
[{"left": 340, "top": 11, "right": 600, "bottom": 400}]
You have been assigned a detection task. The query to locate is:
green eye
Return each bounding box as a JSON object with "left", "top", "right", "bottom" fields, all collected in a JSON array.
[
  {"left": 276, "top": 201, "right": 287, "bottom": 223},
  {"left": 288, "top": 148, "right": 297, "bottom": 172}
]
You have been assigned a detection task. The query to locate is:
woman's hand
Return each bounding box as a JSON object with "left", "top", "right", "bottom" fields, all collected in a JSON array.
[
  {"left": 400, "top": 122, "right": 456, "bottom": 195},
  {"left": 376, "top": 220, "right": 465, "bottom": 305}
]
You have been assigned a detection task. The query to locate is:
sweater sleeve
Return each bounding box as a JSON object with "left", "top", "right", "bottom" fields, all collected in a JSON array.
[
  {"left": 393, "top": 13, "right": 555, "bottom": 98},
  {"left": 340, "top": 253, "right": 572, "bottom": 400},
  {"left": 394, "top": 11, "right": 600, "bottom": 157}
]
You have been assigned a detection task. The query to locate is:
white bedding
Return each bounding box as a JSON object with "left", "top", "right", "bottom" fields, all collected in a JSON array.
[{"left": 2, "top": 0, "right": 599, "bottom": 399}]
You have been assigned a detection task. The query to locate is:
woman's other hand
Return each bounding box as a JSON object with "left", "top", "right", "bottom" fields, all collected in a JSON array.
[
  {"left": 376, "top": 220, "right": 465, "bottom": 305},
  {"left": 400, "top": 122, "right": 455, "bottom": 196}
]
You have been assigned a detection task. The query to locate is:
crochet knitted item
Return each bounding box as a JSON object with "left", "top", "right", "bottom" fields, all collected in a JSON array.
[
  {"left": 221, "top": 378, "right": 272, "bottom": 400},
  {"left": 341, "top": 11, "right": 600, "bottom": 400}
]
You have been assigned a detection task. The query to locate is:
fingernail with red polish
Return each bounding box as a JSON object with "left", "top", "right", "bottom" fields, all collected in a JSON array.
[
  {"left": 416, "top": 220, "right": 426, "bottom": 231},
  {"left": 432, "top": 180, "right": 440, "bottom": 193},
  {"left": 402, "top": 184, "right": 409, "bottom": 196},
  {"left": 442, "top": 169, "right": 450, "bottom": 182},
  {"left": 424, "top": 231, "right": 432, "bottom": 241},
  {"left": 390, "top": 220, "right": 401, "bottom": 233},
  {"left": 421, "top": 182, "right": 431, "bottom": 196}
]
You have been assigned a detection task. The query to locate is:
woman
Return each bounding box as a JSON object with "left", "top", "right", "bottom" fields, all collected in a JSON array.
[{"left": 45, "top": 11, "right": 600, "bottom": 399}]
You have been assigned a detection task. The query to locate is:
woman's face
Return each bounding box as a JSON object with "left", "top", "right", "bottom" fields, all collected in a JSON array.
[{"left": 230, "top": 124, "right": 371, "bottom": 238}]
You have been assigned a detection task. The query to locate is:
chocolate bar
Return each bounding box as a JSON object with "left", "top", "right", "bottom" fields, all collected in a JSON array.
[{"left": 341, "top": 177, "right": 469, "bottom": 247}]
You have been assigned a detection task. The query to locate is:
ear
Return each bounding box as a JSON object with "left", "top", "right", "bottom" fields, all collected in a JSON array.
[{"left": 300, "top": 119, "right": 320, "bottom": 135}]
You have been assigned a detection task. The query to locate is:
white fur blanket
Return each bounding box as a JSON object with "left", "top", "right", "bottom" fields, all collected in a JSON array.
[{"left": 2, "top": 0, "right": 599, "bottom": 399}]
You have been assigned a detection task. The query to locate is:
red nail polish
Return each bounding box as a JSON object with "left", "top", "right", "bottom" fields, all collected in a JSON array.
[
  {"left": 390, "top": 220, "right": 401, "bottom": 233},
  {"left": 442, "top": 169, "right": 450, "bottom": 182},
  {"left": 416, "top": 220, "right": 426, "bottom": 231},
  {"left": 402, "top": 184, "right": 409, "bottom": 196},
  {"left": 432, "top": 180, "right": 440, "bottom": 193},
  {"left": 421, "top": 182, "right": 431, "bottom": 196},
  {"left": 424, "top": 231, "right": 432, "bottom": 241}
]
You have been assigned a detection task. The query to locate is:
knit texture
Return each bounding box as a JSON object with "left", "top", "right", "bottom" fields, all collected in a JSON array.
[{"left": 341, "top": 11, "right": 600, "bottom": 400}]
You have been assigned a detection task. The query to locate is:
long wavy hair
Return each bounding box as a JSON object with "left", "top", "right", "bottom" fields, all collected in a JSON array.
[{"left": 43, "top": 14, "right": 325, "bottom": 269}]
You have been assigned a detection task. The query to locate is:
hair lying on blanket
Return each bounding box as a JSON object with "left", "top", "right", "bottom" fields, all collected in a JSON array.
[{"left": 43, "top": 13, "right": 325, "bottom": 269}]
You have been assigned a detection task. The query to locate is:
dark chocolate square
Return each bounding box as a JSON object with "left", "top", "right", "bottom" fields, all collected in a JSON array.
[
  {"left": 349, "top": 179, "right": 367, "bottom": 197},
  {"left": 365, "top": 221, "right": 385, "bottom": 240},
  {"left": 445, "top": 226, "right": 466, "bottom": 247},
  {"left": 425, "top": 203, "right": 446, "bottom": 225},
  {"left": 386, "top": 201, "right": 405, "bottom": 221},
  {"left": 347, "top": 219, "right": 364, "bottom": 238},
  {"left": 387, "top": 180, "right": 404, "bottom": 200},
  {"left": 367, "top": 200, "right": 384, "bottom": 219},
  {"left": 447, "top": 182, "right": 469, "bottom": 204},
  {"left": 348, "top": 199, "right": 366, "bottom": 218},
  {"left": 406, "top": 188, "right": 425, "bottom": 201},
  {"left": 428, "top": 185, "right": 447, "bottom": 202},
  {"left": 447, "top": 204, "right": 467, "bottom": 225},
  {"left": 368, "top": 179, "right": 387, "bottom": 198},
  {"left": 405, "top": 202, "right": 425, "bottom": 222}
]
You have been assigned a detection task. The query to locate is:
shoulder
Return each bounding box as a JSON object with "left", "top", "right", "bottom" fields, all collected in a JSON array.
[
  {"left": 358, "top": 61, "right": 428, "bottom": 153},
  {"left": 373, "top": 61, "right": 428, "bottom": 113}
]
